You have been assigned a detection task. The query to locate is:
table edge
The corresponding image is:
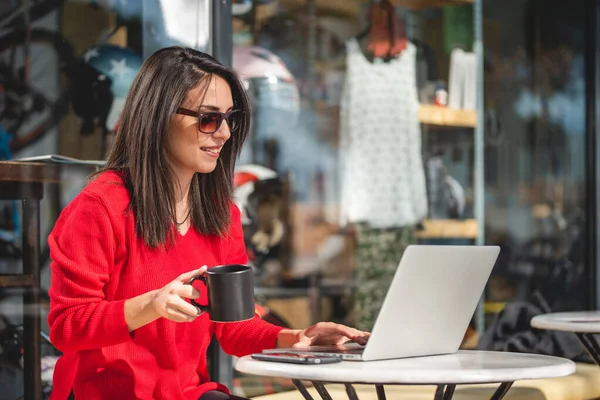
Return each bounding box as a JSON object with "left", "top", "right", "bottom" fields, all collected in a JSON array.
[
  {"left": 531, "top": 313, "right": 600, "bottom": 333},
  {"left": 234, "top": 354, "right": 576, "bottom": 385}
]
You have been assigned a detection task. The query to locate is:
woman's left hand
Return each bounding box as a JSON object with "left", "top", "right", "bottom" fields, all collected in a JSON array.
[{"left": 292, "top": 322, "right": 370, "bottom": 348}]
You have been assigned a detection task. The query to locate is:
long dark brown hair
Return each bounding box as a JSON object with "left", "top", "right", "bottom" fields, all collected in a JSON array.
[{"left": 102, "top": 46, "right": 251, "bottom": 248}]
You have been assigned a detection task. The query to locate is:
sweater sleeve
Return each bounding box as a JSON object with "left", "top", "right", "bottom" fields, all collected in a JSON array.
[
  {"left": 47, "top": 191, "right": 132, "bottom": 352},
  {"left": 215, "top": 316, "right": 284, "bottom": 357},
  {"left": 213, "top": 203, "right": 284, "bottom": 357}
]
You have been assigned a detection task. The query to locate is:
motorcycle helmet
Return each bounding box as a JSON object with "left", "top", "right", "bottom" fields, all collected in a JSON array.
[
  {"left": 233, "top": 0, "right": 253, "bottom": 16},
  {"left": 67, "top": 44, "right": 142, "bottom": 135},
  {"left": 232, "top": 46, "right": 300, "bottom": 167},
  {"left": 234, "top": 164, "right": 279, "bottom": 225},
  {"left": 232, "top": 46, "right": 299, "bottom": 121}
]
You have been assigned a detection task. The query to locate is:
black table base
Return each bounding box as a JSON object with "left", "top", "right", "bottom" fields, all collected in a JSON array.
[
  {"left": 292, "top": 379, "right": 515, "bottom": 400},
  {"left": 576, "top": 332, "right": 600, "bottom": 366}
]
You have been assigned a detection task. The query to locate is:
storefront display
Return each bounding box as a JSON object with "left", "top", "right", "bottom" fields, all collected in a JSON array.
[
  {"left": 226, "top": 0, "right": 485, "bottom": 337},
  {"left": 336, "top": 3, "right": 428, "bottom": 330},
  {"left": 0, "top": 0, "right": 595, "bottom": 398}
]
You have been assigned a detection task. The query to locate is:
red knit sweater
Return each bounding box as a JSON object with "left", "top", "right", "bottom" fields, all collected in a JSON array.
[{"left": 47, "top": 171, "right": 284, "bottom": 400}]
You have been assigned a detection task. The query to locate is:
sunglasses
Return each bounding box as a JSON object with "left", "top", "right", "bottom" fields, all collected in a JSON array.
[{"left": 176, "top": 107, "right": 243, "bottom": 134}]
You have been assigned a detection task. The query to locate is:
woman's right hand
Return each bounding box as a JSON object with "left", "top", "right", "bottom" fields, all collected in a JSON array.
[
  {"left": 125, "top": 265, "right": 208, "bottom": 331},
  {"left": 150, "top": 265, "right": 208, "bottom": 322}
]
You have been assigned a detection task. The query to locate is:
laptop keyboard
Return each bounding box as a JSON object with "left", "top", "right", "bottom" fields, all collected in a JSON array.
[
  {"left": 316, "top": 347, "right": 364, "bottom": 355},
  {"left": 303, "top": 344, "right": 365, "bottom": 354}
]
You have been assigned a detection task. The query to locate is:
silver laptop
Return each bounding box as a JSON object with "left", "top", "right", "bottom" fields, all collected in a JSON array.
[{"left": 263, "top": 244, "right": 500, "bottom": 361}]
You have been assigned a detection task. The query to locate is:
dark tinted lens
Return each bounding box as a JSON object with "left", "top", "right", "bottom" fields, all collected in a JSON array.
[
  {"left": 227, "top": 110, "right": 242, "bottom": 131},
  {"left": 199, "top": 113, "right": 222, "bottom": 133}
]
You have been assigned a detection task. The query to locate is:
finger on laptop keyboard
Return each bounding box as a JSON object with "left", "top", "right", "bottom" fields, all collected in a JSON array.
[{"left": 293, "top": 335, "right": 317, "bottom": 348}]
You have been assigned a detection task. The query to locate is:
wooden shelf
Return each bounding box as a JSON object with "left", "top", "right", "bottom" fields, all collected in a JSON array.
[
  {"left": 393, "top": 0, "right": 473, "bottom": 9},
  {"left": 415, "top": 218, "right": 478, "bottom": 239},
  {"left": 418, "top": 104, "right": 477, "bottom": 128},
  {"left": 484, "top": 302, "right": 508, "bottom": 314},
  {"left": 277, "top": 0, "right": 473, "bottom": 16},
  {"left": 277, "top": 0, "right": 358, "bottom": 16},
  {"left": 313, "top": 100, "right": 340, "bottom": 111},
  {"left": 0, "top": 274, "right": 34, "bottom": 288},
  {"left": 311, "top": 103, "right": 476, "bottom": 128}
]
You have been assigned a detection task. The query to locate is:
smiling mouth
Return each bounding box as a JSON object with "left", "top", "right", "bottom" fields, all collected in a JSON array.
[{"left": 201, "top": 147, "right": 221, "bottom": 156}]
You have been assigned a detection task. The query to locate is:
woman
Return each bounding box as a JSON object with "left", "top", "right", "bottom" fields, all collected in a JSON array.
[{"left": 47, "top": 46, "right": 368, "bottom": 400}]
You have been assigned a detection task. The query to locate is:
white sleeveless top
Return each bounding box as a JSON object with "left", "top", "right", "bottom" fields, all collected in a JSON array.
[{"left": 339, "top": 38, "right": 428, "bottom": 228}]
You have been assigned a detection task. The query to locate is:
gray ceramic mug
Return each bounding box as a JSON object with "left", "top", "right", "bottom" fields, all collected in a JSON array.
[{"left": 189, "top": 264, "right": 255, "bottom": 322}]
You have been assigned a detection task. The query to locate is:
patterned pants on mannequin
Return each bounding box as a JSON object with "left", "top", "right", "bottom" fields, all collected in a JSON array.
[{"left": 353, "top": 223, "right": 414, "bottom": 332}]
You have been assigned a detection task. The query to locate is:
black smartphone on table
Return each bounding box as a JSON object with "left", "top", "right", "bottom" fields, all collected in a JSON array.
[{"left": 251, "top": 352, "right": 342, "bottom": 365}]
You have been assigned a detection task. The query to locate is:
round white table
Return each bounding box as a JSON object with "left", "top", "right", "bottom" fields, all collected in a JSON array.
[
  {"left": 531, "top": 311, "right": 600, "bottom": 365},
  {"left": 236, "top": 350, "right": 575, "bottom": 400}
]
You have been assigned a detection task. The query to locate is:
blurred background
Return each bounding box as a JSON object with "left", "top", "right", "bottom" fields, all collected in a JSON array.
[{"left": 0, "top": 0, "right": 598, "bottom": 399}]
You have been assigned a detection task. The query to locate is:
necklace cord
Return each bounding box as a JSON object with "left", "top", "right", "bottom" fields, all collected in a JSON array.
[{"left": 176, "top": 208, "right": 192, "bottom": 226}]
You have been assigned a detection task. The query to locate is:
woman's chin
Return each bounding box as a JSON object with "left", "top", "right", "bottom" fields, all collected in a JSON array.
[{"left": 195, "top": 161, "right": 218, "bottom": 174}]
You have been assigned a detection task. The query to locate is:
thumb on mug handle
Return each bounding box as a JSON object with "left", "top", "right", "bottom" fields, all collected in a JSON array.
[{"left": 189, "top": 274, "right": 209, "bottom": 314}]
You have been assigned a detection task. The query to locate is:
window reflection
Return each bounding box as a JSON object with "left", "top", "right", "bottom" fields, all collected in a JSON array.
[
  {"left": 0, "top": 0, "right": 594, "bottom": 398},
  {"left": 482, "top": 0, "right": 588, "bottom": 314}
]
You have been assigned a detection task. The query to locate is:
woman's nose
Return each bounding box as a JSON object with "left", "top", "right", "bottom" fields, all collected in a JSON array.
[{"left": 212, "top": 119, "right": 232, "bottom": 140}]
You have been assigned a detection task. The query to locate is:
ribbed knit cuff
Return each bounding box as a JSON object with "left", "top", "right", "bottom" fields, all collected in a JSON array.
[
  {"left": 260, "top": 322, "right": 286, "bottom": 351},
  {"left": 105, "top": 298, "right": 135, "bottom": 344}
]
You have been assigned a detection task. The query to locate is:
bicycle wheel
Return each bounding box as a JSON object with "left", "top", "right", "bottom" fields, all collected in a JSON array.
[
  {"left": 0, "top": 0, "right": 66, "bottom": 32},
  {"left": 0, "top": 28, "right": 75, "bottom": 154}
]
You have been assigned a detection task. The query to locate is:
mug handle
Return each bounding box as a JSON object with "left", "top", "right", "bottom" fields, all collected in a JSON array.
[{"left": 189, "top": 275, "right": 209, "bottom": 315}]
